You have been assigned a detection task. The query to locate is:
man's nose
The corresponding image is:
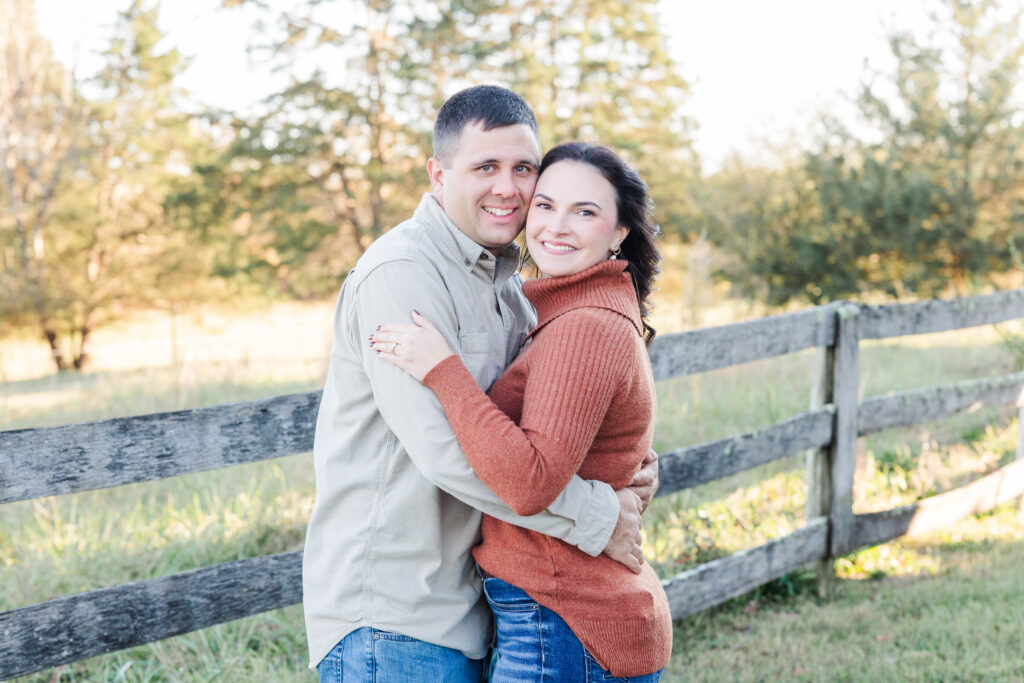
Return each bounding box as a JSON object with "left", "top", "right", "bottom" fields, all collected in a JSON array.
[{"left": 491, "top": 170, "right": 517, "bottom": 198}]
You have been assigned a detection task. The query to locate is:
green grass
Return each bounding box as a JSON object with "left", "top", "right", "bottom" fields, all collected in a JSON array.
[
  {"left": 665, "top": 504, "right": 1024, "bottom": 682},
  {"left": 3, "top": 322, "right": 1023, "bottom": 681}
]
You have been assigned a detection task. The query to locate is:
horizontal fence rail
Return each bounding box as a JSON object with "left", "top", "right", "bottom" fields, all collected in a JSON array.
[
  {"left": 0, "top": 552, "right": 302, "bottom": 680},
  {"left": 648, "top": 304, "right": 837, "bottom": 380},
  {"left": 0, "top": 392, "right": 320, "bottom": 505},
  {"left": 661, "top": 517, "right": 829, "bottom": 620},
  {"left": 858, "top": 373, "right": 1024, "bottom": 436},
  {"left": 846, "top": 459, "right": 1024, "bottom": 553},
  {"left": 656, "top": 408, "right": 834, "bottom": 496},
  {"left": 3, "top": 286, "right": 1023, "bottom": 679},
  {"left": 859, "top": 288, "right": 1024, "bottom": 340}
]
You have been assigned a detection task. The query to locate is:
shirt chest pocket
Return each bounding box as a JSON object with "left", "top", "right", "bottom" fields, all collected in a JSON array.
[{"left": 458, "top": 332, "right": 492, "bottom": 384}]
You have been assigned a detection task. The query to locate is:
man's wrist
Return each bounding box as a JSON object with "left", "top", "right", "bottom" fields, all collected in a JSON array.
[{"left": 563, "top": 480, "right": 619, "bottom": 556}]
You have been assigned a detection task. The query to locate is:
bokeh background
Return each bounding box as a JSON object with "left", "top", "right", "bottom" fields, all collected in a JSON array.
[{"left": 3, "top": 1, "right": 1024, "bottom": 680}]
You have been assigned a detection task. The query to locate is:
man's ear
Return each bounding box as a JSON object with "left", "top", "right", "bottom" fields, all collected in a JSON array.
[{"left": 427, "top": 157, "right": 445, "bottom": 204}]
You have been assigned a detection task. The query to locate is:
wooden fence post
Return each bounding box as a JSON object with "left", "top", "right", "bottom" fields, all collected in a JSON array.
[
  {"left": 829, "top": 303, "right": 861, "bottom": 557},
  {"left": 805, "top": 341, "right": 836, "bottom": 596},
  {"left": 1017, "top": 402, "right": 1024, "bottom": 518}
]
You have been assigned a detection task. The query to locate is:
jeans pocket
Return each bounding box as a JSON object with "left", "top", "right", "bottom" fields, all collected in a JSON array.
[
  {"left": 316, "top": 636, "right": 348, "bottom": 683},
  {"left": 481, "top": 577, "right": 538, "bottom": 613}
]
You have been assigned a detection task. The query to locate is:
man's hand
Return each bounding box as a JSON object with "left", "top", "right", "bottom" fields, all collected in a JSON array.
[
  {"left": 602, "top": 488, "right": 645, "bottom": 574},
  {"left": 628, "top": 449, "right": 660, "bottom": 514}
]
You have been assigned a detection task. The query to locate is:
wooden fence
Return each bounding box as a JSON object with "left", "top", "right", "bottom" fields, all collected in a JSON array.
[{"left": 3, "top": 289, "right": 1024, "bottom": 678}]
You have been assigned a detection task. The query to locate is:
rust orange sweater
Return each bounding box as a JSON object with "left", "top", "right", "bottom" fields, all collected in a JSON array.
[{"left": 422, "top": 260, "right": 672, "bottom": 676}]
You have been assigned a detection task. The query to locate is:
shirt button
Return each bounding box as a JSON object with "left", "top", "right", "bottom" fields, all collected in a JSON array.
[{"left": 464, "top": 258, "right": 471, "bottom": 266}]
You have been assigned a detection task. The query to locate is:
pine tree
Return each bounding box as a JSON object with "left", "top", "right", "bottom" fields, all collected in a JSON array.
[
  {"left": 0, "top": 0, "right": 87, "bottom": 369},
  {"left": 710, "top": 0, "right": 1024, "bottom": 304},
  {"left": 216, "top": 0, "right": 699, "bottom": 299},
  {"left": 207, "top": 0, "right": 471, "bottom": 298},
  {"left": 1, "top": 0, "right": 209, "bottom": 371}
]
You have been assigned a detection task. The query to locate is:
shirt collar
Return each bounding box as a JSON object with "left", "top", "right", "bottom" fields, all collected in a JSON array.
[{"left": 416, "top": 193, "right": 522, "bottom": 281}]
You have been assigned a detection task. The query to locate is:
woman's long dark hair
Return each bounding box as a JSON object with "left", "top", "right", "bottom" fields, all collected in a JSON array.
[{"left": 537, "top": 142, "right": 662, "bottom": 345}]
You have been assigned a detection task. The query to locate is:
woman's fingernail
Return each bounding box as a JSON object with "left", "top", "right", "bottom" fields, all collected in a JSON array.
[{"left": 413, "top": 309, "right": 421, "bottom": 316}]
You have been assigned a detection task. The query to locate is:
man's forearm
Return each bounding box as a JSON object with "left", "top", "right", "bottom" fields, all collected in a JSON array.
[{"left": 354, "top": 262, "right": 620, "bottom": 555}]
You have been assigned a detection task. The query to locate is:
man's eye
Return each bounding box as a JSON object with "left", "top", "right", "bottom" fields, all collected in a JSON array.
[
  {"left": 515, "top": 165, "right": 532, "bottom": 173},
  {"left": 479, "top": 164, "right": 495, "bottom": 172}
]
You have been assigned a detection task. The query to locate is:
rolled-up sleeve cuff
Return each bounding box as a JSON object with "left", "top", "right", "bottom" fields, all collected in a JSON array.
[{"left": 563, "top": 480, "right": 619, "bottom": 556}]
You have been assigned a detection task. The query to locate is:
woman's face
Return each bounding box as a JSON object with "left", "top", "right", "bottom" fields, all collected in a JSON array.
[{"left": 525, "top": 160, "right": 629, "bottom": 278}]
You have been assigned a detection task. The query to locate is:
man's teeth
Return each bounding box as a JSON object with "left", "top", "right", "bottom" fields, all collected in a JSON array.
[
  {"left": 545, "top": 242, "right": 576, "bottom": 253},
  {"left": 484, "top": 207, "right": 514, "bottom": 216}
]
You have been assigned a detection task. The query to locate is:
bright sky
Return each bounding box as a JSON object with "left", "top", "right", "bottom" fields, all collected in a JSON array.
[{"left": 35, "top": 0, "right": 933, "bottom": 172}]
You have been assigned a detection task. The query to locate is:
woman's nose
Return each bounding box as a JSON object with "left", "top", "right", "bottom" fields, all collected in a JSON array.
[{"left": 550, "top": 212, "right": 571, "bottom": 234}]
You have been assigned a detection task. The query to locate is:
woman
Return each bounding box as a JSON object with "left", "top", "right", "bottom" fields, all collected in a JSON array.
[{"left": 370, "top": 142, "right": 672, "bottom": 680}]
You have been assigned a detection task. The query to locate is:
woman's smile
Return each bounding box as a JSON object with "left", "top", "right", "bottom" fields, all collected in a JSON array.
[{"left": 525, "top": 160, "right": 628, "bottom": 278}]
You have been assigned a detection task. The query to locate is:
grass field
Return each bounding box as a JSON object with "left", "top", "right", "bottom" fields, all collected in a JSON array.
[{"left": 2, "top": 300, "right": 1023, "bottom": 681}]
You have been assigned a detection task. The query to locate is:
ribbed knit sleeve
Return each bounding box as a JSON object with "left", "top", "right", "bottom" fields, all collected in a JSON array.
[{"left": 423, "top": 309, "right": 633, "bottom": 516}]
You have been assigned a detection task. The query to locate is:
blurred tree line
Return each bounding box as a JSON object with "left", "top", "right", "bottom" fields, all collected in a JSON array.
[
  {"left": 1, "top": 0, "right": 1022, "bottom": 372},
  {"left": 707, "top": 0, "right": 1024, "bottom": 305}
]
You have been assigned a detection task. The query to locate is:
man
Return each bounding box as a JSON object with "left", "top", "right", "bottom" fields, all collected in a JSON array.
[{"left": 303, "top": 85, "right": 656, "bottom": 681}]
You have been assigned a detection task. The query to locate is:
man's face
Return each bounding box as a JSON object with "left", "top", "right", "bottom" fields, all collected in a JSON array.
[{"left": 428, "top": 121, "right": 541, "bottom": 254}]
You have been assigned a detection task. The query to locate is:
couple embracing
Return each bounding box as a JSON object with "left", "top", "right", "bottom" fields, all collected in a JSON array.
[{"left": 302, "top": 85, "right": 673, "bottom": 682}]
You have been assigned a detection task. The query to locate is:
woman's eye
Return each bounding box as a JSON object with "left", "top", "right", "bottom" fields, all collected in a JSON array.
[
  {"left": 577, "top": 209, "right": 593, "bottom": 217},
  {"left": 535, "top": 202, "right": 551, "bottom": 210}
]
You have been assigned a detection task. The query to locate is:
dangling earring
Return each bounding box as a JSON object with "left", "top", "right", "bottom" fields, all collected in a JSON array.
[{"left": 609, "top": 245, "right": 621, "bottom": 260}]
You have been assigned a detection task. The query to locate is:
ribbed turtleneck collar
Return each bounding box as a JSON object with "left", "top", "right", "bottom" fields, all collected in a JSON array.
[{"left": 523, "top": 260, "right": 642, "bottom": 339}]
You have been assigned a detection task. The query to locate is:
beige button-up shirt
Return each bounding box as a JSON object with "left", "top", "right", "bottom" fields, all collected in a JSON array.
[{"left": 302, "top": 194, "right": 620, "bottom": 666}]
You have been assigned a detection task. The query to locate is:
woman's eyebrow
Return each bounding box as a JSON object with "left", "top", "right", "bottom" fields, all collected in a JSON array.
[{"left": 532, "top": 194, "right": 602, "bottom": 210}]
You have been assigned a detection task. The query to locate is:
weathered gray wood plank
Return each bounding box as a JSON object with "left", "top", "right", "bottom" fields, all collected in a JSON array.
[
  {"left": 805, "top": 345, "right": 836, "bottom": 594},
  {"left": 858, "top": 373, "right": 1024, "bottom": 436},
  {"left": 1017, "top": 405, "right": 1024, "bottom": 516},
  {"left": 647, "top": 304, "right": 837, "bottom": 380},
  {"left": 662, "top": 517, "right": 828, "bottom": 620},
  {"left": 0, "top": 392, "right": 321, "bottom": 504},
  {"left": 845, "top": 459, "right": 1024, "bottom": 553},
  {"left": 656, "top": 409, "right": 834, "bottom": 496},
  {"left": 859, "top": 288, "right": 1024, "bottom": 340},
  {"left": 829, "top": 305, "right": 861, "bottom": 556},
  {"left": 0, "top": 551, "right": 302, "bottom": 680}
]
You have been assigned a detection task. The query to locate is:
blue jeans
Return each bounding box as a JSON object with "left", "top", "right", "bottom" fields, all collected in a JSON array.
[
  {"left": 482, "top": 576, "right": 663, "bottom": 682},
  {"left": 316, "top": 627, "right": 486, "bottom": 682}
]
